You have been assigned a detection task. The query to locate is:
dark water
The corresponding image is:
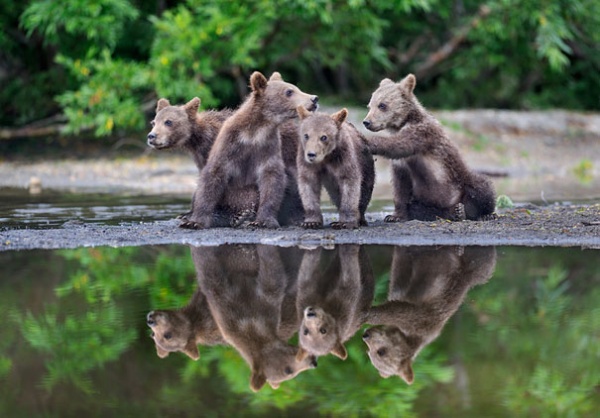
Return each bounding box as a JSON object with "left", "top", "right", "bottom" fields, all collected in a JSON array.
[{"left": 1, "top": 244, "right": 598, "bottom": 417}]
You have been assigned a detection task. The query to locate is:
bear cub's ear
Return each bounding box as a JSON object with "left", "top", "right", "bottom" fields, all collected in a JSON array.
[
  {"left": 250, "top": 71, "right": 268, "bottom": 93},
  {"left": 399, "top": 74, "right": 416, "bottom": 95},
  {"left": 269, "top": 72, "right": 283, "bottom": 82},
  {"left": 296, "top": 105, "right": 311, "bottom": 120},
  {"left": 379, "top": 78, "right": 394, "bottom": 87},
  {"left": 156, "top": 98, "right": 171, "bottom": 113},
  {"left": 331, "top": 108, "right": 348, "bottom": 127},
  {"left": 184, "top": 97, "right": 201, "bottom": 118}
]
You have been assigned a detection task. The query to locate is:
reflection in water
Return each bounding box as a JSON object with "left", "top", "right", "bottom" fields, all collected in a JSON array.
[
  {"left": 149, "top": 244, "right": 316, "bottom": 391},
  {"left": 363, "top": 246, "right": 496, "bottom": 384},
  {"left": 296, "top": 245, "right": 374, "bottom": 361},
  {"left": 4, "top": 245, "right": 599, "bottom": 415},
  {"left": 147, "top": 244, "right": 496, "bottom": 390},
  {"left": 146, "top": 281, "right": 225, "bottom": 360}
]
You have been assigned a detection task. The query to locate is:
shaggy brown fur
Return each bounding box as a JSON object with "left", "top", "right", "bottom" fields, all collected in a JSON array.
[
  {"left": 196, "top": 245, "right": 317, "bottom": 391},
  {"left": 296, "top": 107, "right": 375, "bottom": 229},
  {"left": 181, "top": 72, "right": 318, "bottom": 229},
  {"left": 363, "top": 74, "right": 496, "bottom": 222},
  {"left": 362, "top": 246, "right": 496, "bottom": 384},
  {"left": 148, "top": 97, "right": 304, "bottom": 226},
  {"left": 295, "top": 245, "right": 374, "bottom": 361},
  {"left": 147, "top": 97, "right": 256, "bottom": 226}
]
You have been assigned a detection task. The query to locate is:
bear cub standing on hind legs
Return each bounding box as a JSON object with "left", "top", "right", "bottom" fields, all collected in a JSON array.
[
  {"left": 296, "top": 107, "right": 375, "bottom": 229},
  {"left": 181, "top": 71, "right": 318, "bottom": 229},
  {"left": 363, "top": 74, "right": 496, "bottom": 222}
]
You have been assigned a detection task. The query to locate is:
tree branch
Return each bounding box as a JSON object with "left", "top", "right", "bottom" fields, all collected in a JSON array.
[
  {"left": 0, "top": 114, "right": 67, "bottom": 140},
  {"left": 415, "top": 4, "right": 491, "bottom": 80}
]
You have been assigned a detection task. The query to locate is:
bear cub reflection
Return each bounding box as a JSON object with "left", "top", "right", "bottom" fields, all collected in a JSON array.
[{"left": 363, "top": 246, "right": 496, "bottom": 384}]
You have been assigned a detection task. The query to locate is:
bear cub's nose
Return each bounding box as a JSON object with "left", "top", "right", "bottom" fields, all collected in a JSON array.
[
  {"left": 362, "top": 120, "right": 371, "bottom": 129},
  {"left": 146, "top": 311, "right": 156, "bottom": 326},
  {"left": 306, "top": 152, "right": 317, "bottom": 162}
]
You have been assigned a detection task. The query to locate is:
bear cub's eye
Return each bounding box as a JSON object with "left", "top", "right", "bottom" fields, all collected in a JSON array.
[
  {"left": 285, "top": 89, "right": 294, "bottom": 97},
  {"left": 320, "top": 135, "right": 327, "bottom": 142},
  {"left": 165, "top": 120, "right": 173, "bottom": 127},
  {"left": 303, "top": 328, "right": 309, "bottom": 336},
  {"left": 376, "top": 348, "right": 387, "bottom": 357},
  {"left": 378, "top": 103, "right": 387, "bottom": 111},
  {"left": 163, "top": 332, "right": 172, "bottom": 340},
  {"left": 303, "top": 134, "right": 309, "bottom": 141},
  {"left": 319, "top": 328, "right": 327, "bottom": 334},
  {"left": 284, "top": 366, "right": 294, "bottom": 375}
]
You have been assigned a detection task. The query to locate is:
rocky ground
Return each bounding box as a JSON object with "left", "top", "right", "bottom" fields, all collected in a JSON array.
[{"left": 1, "top": 109, "right": 599, "bottom": 250}]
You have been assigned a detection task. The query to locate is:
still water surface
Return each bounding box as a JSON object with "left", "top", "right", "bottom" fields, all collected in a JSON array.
[{"left": 1, "top": 244, "right": 598, "bottom": 417}]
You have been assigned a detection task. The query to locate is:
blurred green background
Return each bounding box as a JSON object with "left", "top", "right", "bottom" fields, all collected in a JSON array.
[{"left": 1, "top": 0, "right": 599, "bottom": 138}]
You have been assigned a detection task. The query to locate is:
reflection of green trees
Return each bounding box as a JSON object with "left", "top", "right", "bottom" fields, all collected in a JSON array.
[
  {"left": 12, "top": 246, "right": 195, "bottom": 395},
  {"left": 2, "top": 246, "right": 599, "bottom": 416},
  {"left": 17, "top": 302, "right": 135, "bottom": 393},
  {"left": 429, "top": 248, "right": 600, "bottom": 418}
]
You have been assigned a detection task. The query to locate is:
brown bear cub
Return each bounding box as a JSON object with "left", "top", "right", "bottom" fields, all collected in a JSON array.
[
  {"left": 296, "top": 107, "right": 375, "bottom": 229},
  {"left": 146, "top": 288, "right": 226, "bottom": 361},
  {"left": 296, "top": 245, "right": 374, "bottom": 361},
  {"left": 147, "top": 97, "right": 257, "bottom": 226},
  {"left": 362, "top": 246, "right": 496, "bottom": 384},
  {"left": 363, "top": 74, "right": 496, "bottom": 222},
  {"left": 181, "top": 71, "right": 318, "bottom": 229}
]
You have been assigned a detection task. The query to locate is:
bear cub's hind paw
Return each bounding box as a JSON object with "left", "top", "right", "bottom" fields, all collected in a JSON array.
[
  {"left": 301, "top": 221, "right": 323, "bottom": 229},
  {"left": 248, "top": 216, "right": 280, "bottom": 229},
  {"left": 179, "top": 220, "right": 207, "bottom": 229},
  {"left": 330, "top": 221, "right": 358, "bottom": 230},
  {"left": 384, "top": 214, "right": 407, "bottom": 223},
  {"left": 230, "top": 209, "right": 257, "bottom": 227}
]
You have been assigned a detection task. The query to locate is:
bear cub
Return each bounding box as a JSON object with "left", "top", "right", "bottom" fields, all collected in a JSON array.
[
  {"left": 297, "top": 107, "right": 375, "bottom": 229},
  {"left": 181, "top": 71, "right": 318, "bottom": 229},
  {"left": 147, "top": 97, "right": 257, "bottom": 226},
  {"left": 363, "top": 74, "right": 496, "bottom": 222}
]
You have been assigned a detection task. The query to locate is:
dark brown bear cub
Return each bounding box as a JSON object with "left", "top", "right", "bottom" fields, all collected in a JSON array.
[
  {"left": 297, "top": 107, "right": 375, "bottom": 229},
  {"left": 147, "top": 97, "right": 257, "bottom": 226},
  {"left": 181, "top": 71, "right": 318, "bottom": 229},
  {"left": 363, "top": 74, "right": 496, "bottom": 222}
]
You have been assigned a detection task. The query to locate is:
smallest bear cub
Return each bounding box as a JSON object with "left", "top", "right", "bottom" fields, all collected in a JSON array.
[{"left": 297, "top": 107, "right": 375, "bottom": 229}]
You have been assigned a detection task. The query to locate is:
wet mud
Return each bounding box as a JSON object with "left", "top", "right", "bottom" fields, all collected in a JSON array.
[{"left": 2, "top": 204, "right": 599, "bottom": 251}]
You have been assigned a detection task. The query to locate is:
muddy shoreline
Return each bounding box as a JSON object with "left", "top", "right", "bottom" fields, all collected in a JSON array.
[{"left": 2, "top": 204, "right": 599, "bottom": 251}]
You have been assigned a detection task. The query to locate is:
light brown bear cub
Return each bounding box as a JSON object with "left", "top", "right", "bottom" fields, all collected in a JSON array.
[
  {"left": 147, "top": 98, "right": 257, "bottom": 226},
  {"left": 181, "top": 72, "right": 318, "bottom": 229},
  {"left": 296, "top": 245, "right": 374, "bottom": 361},
  {"left": 362, "top": 246, "right": 496, "bottom": 384},
  {"left": 297, "top": 107, "right": 375, "bottom": 229},
  {"left": 363, "top": 74, "right": 496, "bottom": 222}
]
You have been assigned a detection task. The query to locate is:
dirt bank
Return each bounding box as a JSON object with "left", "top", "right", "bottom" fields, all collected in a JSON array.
[{"left": 2, "top": 204, "right": 599, "bottom": 251}]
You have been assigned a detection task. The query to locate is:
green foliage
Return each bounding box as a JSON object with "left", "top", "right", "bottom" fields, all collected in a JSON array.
[
  {"left": 0, "top": 356, "right": 11, "bottom": 378},
  {"left": 496, "top": 194, "right": 515, "bottom": 209},
  {"left": 3, "top": 0, "right": 599, "bottom": 136},
  {"left": 572, "top": 159, "right": 594, "bottom": 185},
  {"left": 21, "top": 0, "right": 139, "bottom": 56},
  {"left": 55, "top": 51, "right": 153, "bottom": 135}
]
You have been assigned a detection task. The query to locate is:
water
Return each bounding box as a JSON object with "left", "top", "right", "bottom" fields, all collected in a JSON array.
[
  {"left": 0, "top": 188, "right": 191, "bottom": 229},
  {"left": 1, "top": 244, "right": 598, "bottom": 417}
]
